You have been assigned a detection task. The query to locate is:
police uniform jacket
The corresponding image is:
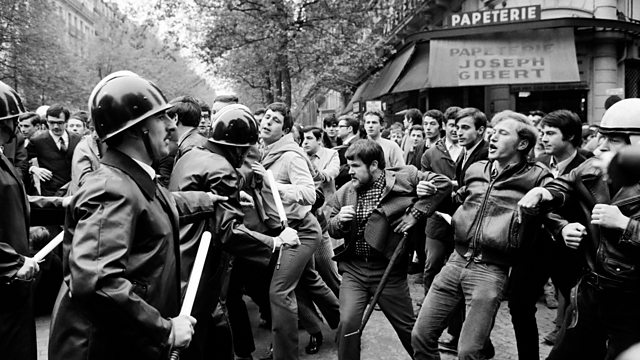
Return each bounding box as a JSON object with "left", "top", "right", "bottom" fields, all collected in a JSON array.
[{"left": 49, "top": 149, "right": 216, "bottom": 360}]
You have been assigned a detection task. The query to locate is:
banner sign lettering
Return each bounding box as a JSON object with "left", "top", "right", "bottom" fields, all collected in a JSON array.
[
  {"left": 428, "top": 28, "right": 580, "bottom": 87},
  {"left": 449, "top": 6, "right": 540, "bottom": 28}
]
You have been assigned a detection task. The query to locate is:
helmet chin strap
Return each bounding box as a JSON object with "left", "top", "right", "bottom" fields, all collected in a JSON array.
[{"left": 141, "top": 129, "right": 158, "bottom": 163}]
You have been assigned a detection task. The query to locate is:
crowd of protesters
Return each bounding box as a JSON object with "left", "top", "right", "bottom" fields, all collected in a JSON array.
[{"left": 1, "top": 71, "right": 639, "bottom": 360}]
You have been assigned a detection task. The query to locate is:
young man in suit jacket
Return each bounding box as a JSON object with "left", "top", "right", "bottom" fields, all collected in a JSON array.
[
  {"left": 509, "top": 110, "right": 589, "bottom": 360},
  {"left": 27, "top": 104, "right": 81, "bottom": 196},
  {"left": 455, "top": 107, "right": 488, "bottom": 185}
]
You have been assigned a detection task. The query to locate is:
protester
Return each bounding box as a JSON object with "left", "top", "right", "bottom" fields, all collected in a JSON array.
[
  {"left": 364, "top": 110, "right": 405, "bottom": 168},
  {"left": 412, "top": 110, "right": 553, "bottom": 360},
  {"left": 519, "top": 98, "right": 640, "bottom": 360},
  {"left": 328, "top": 139, "right": 451, "bottom": 360},
  {"left": 26, "top": 104, "right": 81, "bottom": 196},
  {"left": 251, "top": 102, "right": 338, "bottom": 360}
]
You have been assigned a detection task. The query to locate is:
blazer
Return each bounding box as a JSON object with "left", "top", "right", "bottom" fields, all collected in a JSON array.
[
  {"left": 328, "top": 166, "right": 452, "bottom": 261},
  {"left": 455, "top": 139, "right": 489, "bottom": 183},
  {"left": 27, "top": 130, "right": 81, "bottom": 195}
]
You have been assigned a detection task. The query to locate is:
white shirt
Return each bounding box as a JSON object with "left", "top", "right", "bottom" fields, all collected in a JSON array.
[
  {"left": 549, "top": 150, "right": 577, "bottom": 178},
  {"left": 445, "top": 138, "right": 462, "bottom": 162},
  {"left": 132, "top": 158, "right": 157, "bottom": 180},
  {"left": 49, "top": 130, "right": 69, "bottom": 151}
]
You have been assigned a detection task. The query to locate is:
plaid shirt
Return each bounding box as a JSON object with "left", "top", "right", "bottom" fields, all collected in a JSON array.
[{"left": 354, "top": 172, "right": 386, "bottom": 258}]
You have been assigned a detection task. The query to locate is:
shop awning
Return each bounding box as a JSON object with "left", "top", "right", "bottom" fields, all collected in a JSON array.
[
  {"left": 360, "top": 44, "right": 416, "bottom": 100},
  {"left": 343, "top": 79, "right": 371, "bottom": 113},
  {"left": 391, "top": 42, "right": 429, "bottom": 94},
  {"left": 428, "top": 28, "right": 580, "bottom": 87}
]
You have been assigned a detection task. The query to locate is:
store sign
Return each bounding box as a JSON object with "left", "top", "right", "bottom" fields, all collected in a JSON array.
[
  {"left": 428, "top": 28, "right": 580, "bottom": 87},
  {"left": 449, "top": 6, "right": 540, "bottom": 28}
]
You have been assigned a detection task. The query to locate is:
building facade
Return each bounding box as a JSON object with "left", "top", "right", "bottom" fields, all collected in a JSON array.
[
  {"left": 51, "top": 0, "right": 120, "bottom": 57},
  {"left": 347, "top": 0, "right": 640, "bottom": 124}
]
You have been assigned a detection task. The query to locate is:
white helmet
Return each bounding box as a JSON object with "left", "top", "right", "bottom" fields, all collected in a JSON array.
[{"left": 600, "top": 98, "right": 640, "bottom": 144}]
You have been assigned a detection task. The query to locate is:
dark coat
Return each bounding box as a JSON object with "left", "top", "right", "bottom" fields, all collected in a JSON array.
[
  {"left": 175, "top": 128, "right": 207, "bottom": 164},
  {"left": 328, "top": 166, "right": 452, "bottom": 262},
  {"left": 0, "top": 151, "right": 65, "bottom": 360},
  {"left": 27, "top": 130, "right": 81, "bottom": 195},
  {"left": 455, "top": 139, "right": 489, "bottom": 184},
  {"left": 421, "top": 139, "right": 457, "bottom": 240},
  {"left": 169, "top": 141, "right": 274, "bottom": 360},
  {"left": 49, "top": 149, "right": 215, "bottom": 360},
  {"left": 544, "top": 157, "right": 640, "bottom": 288}
]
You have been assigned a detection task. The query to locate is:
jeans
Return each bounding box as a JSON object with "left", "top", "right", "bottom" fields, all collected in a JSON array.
[
  {"left": 270, "top": 213, "right": 324, "bottom": 360},
  {"left": 412, "top": 252, "right": 508, "bottom": 360},
  {"left": 547, "top": 279, "right": 640, "bottom": 360},
  {"left": 337, "top": 259, "right": 415, "bottom": 360}
]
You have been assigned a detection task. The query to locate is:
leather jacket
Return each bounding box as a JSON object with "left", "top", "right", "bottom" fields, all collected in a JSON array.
[
  {"left": 452, "top": 160, "right": 553, "bottom": 266},
  {"left": 49, "top": 149, "right": 216, "bottom": 360},
  {"left": 328, "top": 166, "right": 452, "bottom": 261},
  {"left": 544, "top": 157, "right": 640, "bottom": 290}
]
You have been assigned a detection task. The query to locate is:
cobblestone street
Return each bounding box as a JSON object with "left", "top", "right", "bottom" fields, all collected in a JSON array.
[{"left": 38, "top": 274, "right": 555, "bottom": 360}]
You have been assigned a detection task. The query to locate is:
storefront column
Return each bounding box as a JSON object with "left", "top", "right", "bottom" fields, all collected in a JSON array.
[
  {"left": 485, "top": 85, "right": 511, "bottom": 119},
  {"left": 591, "top": 41, "right": 617, "bottom": 123}
]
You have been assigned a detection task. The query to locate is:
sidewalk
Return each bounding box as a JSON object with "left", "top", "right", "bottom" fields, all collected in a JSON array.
[{"left": 38, "top": 274, "right": 555, "bottom": 359}]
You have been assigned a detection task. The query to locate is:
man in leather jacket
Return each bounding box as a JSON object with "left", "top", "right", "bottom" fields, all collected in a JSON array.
[
  {"left": 169, "top": 104, "right": 300, "bottom": 360},
  {"left": 49, "top": 72, "right": 226, "bottom": 360},
  {"left": 412, "top": 111, "right": 553, "bottom": 360},
  {"left": 520, "top": 98, "right": 640, "bottom": 360}
]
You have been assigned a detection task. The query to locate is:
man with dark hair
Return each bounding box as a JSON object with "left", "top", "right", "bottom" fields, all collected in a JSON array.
[
  {"left": 329, "top": 139, "right": 451, "bottom": 360},
  {"left": 455, "top": 107, "right": 488, "bottom": 184},
  {"left": 364, "top": 110, "right": 405, "bottom": 168},
  {"left": 401, "top": 108, "right": 423, "bottom": 153},
  {"left": 252, "top": 102, "right": 338, "bottom": 360},
  {"left": 413, "top": 111, "right": 553, "bottom": 360},
  {"left": 19, "top": 112, "right": 41, "bottom": 142},
  {"left": 168, "top": 96, "right": 207, "bottom": 162},
  {"left": 300, "top": 125, "right": 341, "bottom": 354},
  {"left": 67, "top": 111, "right": 88, "bottom": 136},
  {"left": 322, "top": 115, "right": 341, "bottom": 148},
  {"left": 27, "top": 103, "right": 81, "bottom": 195},
  {"left": 423, "top": 109, "right": 444, "bottom": 149},
  {"left": 405, "top": 125, "right": 426, "bottom": 168},
  {"left": 197, "top": 101, "right": 212, "bottom": 137},
  {"left": 335, "top": 115, "right": 362, "bottom": 188},
  {"left": 519, "top": 98, "right": 640, "bottom": 360},
  {"left": 508, "top": 109, "right": 589, "bottom": 359}
]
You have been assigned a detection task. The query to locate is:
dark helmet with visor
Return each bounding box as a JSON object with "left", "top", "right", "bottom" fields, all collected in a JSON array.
[
  {"left": 210, "top": 104, "right": 258, "bottom": 147},
  {"left": 89, "top": 71, "right": 172, "bottom": 140}
]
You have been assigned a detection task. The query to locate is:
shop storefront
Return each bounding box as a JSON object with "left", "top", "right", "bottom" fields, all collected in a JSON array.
[{"left": 346, "top": 4, "right": 640, "bottom": 124}]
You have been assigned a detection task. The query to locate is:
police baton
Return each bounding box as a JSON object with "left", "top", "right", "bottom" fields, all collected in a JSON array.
[
  {"left": 345, "top": 232, "right": 409, "bottom": 337},
  {"left": 266, "top": 170, "right": 290, "bottom": 269},
  {"left": 169, "top": 231, "right": 212, "bottom": 360},
  {"left": 33, "top": 231, "right": 64, "bottom": 262}
]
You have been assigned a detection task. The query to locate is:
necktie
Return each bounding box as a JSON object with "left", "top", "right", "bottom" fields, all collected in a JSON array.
[{"left": 59, "top": 137, "right": 67, "bottom": 153}]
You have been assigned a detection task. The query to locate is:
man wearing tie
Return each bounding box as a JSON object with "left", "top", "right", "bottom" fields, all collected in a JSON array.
[
  {"left": 27, "top": 104, "right": 81, "bottom": 195},
  {"left": 455, "top": 108, "right": 488, "bottom": 184}
]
